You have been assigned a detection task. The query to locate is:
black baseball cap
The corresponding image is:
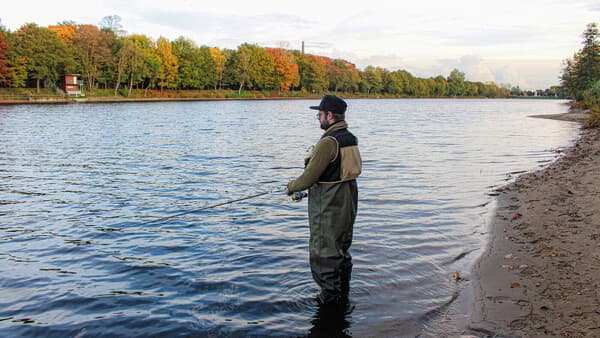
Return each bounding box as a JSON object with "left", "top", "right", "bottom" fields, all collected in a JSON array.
[{"left": 310, "top": 94, "right": 347, "bottom": 114}]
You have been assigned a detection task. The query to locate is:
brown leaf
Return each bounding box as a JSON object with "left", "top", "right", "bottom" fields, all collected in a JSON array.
[
  {"left": 511, "top": 282, "right": 521, "bottom": 288},
  {"left": 511, "top": 213, "right": 522, "bottom": 220}
]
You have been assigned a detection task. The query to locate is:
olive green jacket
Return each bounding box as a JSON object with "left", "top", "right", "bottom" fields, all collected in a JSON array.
[
  {"left": 287, "top": 121, "right": 361, "bottom": 270},
  {"left": 286, "top": 121, "right": 361, "bottom": 192}
]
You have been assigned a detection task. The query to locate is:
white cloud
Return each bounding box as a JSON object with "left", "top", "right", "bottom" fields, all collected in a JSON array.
[{"left": 400, "top": 56, "right": 562, "bottom": 89}]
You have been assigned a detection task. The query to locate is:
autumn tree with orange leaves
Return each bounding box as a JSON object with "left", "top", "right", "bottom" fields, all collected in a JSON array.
[
  {"left": 48, "top": 22, "right": 76, "bottom": 45},
  {"left": 266, "top": 48, "right": 300, "bottom": 92}
]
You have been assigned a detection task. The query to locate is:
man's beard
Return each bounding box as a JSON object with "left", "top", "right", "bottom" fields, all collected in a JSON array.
[{"left": 320, "top": 121, "right": 331, "bottom": 130}]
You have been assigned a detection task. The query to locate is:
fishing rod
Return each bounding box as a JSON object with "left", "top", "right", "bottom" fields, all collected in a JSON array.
[{"left": 137, "top": 188, "right": 308, "bottom": 227}]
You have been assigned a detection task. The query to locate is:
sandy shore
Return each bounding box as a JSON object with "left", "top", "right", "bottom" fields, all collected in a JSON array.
[{"left": 469, "top": 110, "right": 600, "bottom": 337}]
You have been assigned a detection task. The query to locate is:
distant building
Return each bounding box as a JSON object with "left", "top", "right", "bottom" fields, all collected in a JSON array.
[{"left": 62, "top": 74, "right": 83, "bottom": 96}]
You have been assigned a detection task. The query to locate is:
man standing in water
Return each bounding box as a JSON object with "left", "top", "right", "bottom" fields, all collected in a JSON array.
[{"left": 286, "top": 94, "right": 362, "bottom": 306}]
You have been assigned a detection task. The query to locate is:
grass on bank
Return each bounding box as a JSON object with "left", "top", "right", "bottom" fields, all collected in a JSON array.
[
  {"left": 0, "top": 87, "right": 64, "bottom": 98},
  {"left": 1, "top": 87, "right": 536, "bottom": 101},
  {"left": 0, "top": 88, "right": 568, "bottom": 102}
]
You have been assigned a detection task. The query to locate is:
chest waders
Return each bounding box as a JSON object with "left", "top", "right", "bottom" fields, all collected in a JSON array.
[{"left": 308, "top": 127, "right": 361, "bottom": 304}]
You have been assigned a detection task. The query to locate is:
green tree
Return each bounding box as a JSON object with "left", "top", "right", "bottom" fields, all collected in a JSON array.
[
  {"left": 424, "top": 78, "right": 436, "bottom": 97},
  {"left": 327, "top": 59, "right": 359, "bottom": 93},
  {"left": 171, "top": 37, "right": 198, "bottom": 89},
  {"left": 227, "top": 44, "right": 252, "bottom": 93},
  {"left": 561, "top": 23, "right": 600, "bottom": 100},
  {"left": 561, "top": 57, "right": 578, "bottom": 98},
  {"left": 12, "top": 23, "right": 67, "bottom": 92},
  {"left": 383, "top": 70, "right": 404, "bottom": 95},
  {"left": 361, "top": 66, "right": 384, "bottom": 96},
  {"left": 577, "top": 23, "right": 600, "bottom": 90},
  {"left": 110, "top": 37, "right": 125, "bottom": 95},
  {"left": 296, "top": 53, "right": 328, "bottom": 93},
  {"left": 250, "top": 45, "right": 276, "bottom": 90},
  {"left": 447, "top": 68, "right": 466, "bottom": 96},
  {"left": 130, "top": 34, "right": 160, "bottom": 96},
  {"left": 511, "top": 85, "right": 523, "bottom": 96},
  {"left": 115, "top": 36, "right": 144, "bottom": 96},
  {"left": 73, "top": 24, "right": 114, "bottom": 91},
  {"left": 432, "top": 75, "right": 447, "bottom": 97},
  {"left": 410, "top": 77, "right": 429, "bottom": 97},
  {"left": 3, "top": 29, "right": 27, "bottom": 88},
  {"left": 226, "top": 43, "right": 276, "bottom": 93},
  {"left": 171, "top": 37, "right": 215, "bottom": 89},
  {"left": 327, "top": 60, "right": 345, "bottom": 92}
]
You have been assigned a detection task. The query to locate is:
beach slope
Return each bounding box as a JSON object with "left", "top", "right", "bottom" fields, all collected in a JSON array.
[{"left": 470, "top": 113, "right": 600, "bottom": 337}]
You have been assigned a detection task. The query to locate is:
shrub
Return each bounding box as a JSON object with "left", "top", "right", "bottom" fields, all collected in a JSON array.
[
  {"left": 584, "top": 104, "right": 600, "bottom": 128},
  {"left": 582, "top": 80, "right": 600, "bottom": 107}
]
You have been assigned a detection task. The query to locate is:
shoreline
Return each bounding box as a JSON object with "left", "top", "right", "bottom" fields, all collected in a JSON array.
[
  {"left": 0, "top": 95, "right": 565, "bottom": 105},
  {"left": 0, "top": 96, "right": 320, "bottom": 105},
  {"left": 468, "top": 110, "right": 600, "bottom": 337}
]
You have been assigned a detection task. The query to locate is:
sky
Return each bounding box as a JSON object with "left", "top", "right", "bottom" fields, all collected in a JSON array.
[{"left": 1, "top": 0, "right": 598, "bottom": 90}]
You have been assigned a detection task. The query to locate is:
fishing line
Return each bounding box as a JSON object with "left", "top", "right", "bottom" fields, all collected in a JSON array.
[{"left": 137, "top": 187, "right": 285, "bottom": 227}]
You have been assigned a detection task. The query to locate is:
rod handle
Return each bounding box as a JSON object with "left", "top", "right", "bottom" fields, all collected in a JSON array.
[{"left": 291, "top": 191, "right": 308, "bottom": 201}]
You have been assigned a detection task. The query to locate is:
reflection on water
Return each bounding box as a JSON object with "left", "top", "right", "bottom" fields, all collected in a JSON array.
[
  {"left": 0, "top": 99, "right": 578, "bottom": 336},
  {"left": 309, "top": 299, "right": 353, "bottom": 338}
]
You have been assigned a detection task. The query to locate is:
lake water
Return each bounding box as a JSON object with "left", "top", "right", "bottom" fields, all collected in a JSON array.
[{"left": 0, "top": 99, "right": 579, "bottom": 337}]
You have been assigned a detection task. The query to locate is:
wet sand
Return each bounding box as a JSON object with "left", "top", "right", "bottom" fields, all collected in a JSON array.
[{"left": 470, "top": 110, "right": 600, "bottom": 337}]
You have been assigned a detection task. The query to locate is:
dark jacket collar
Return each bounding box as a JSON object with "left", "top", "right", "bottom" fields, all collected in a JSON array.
[{"left": 321, "top": 121, "right": 348, "bottom": 138}]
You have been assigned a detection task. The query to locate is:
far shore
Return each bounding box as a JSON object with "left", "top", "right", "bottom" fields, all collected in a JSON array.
[
  {"left": 0, "top": 95, "right": 321, "bottom": 105},
  {"left": 0, "top": 95, "right": 565, "bottom": 105}
]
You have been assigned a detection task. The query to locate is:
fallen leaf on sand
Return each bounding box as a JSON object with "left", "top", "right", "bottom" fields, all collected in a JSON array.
[
  {"left": 511, "top": 282, "right": 521, "bottom": 288},
  {"left": 519, "top": 264, "right": 529, "bottom": 269},
  {"left": 440, "top": 316, "right": 450, "bottom": 323},
  {"left": 511, "top": 213, "right": 522, "bottom": 220},
  {"left": 504, "top": 253, "right": 518, "bottom": 259},
  {"left": 502, "top": 264, "right": 514, "bottom": 269},
  {"left": 454, "top": 271, "right": 461, "bottom": 282}
]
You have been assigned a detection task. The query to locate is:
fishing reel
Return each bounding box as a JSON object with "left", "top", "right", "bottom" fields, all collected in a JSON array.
[{"left": 291, "top": 191, "right": 308, "bottom": 202}]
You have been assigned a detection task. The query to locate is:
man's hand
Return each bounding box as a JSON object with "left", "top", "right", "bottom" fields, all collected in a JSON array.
[{"left": 285, "top": 187, "right": 292, "bottom": 195}]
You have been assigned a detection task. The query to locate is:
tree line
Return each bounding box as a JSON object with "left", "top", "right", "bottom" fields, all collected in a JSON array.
[
  {"left": 561, "top": 22, "right": 600, "bottom": 127},
  {"left": 0, "top": 16, "right": 553, "bottom": 98}
]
